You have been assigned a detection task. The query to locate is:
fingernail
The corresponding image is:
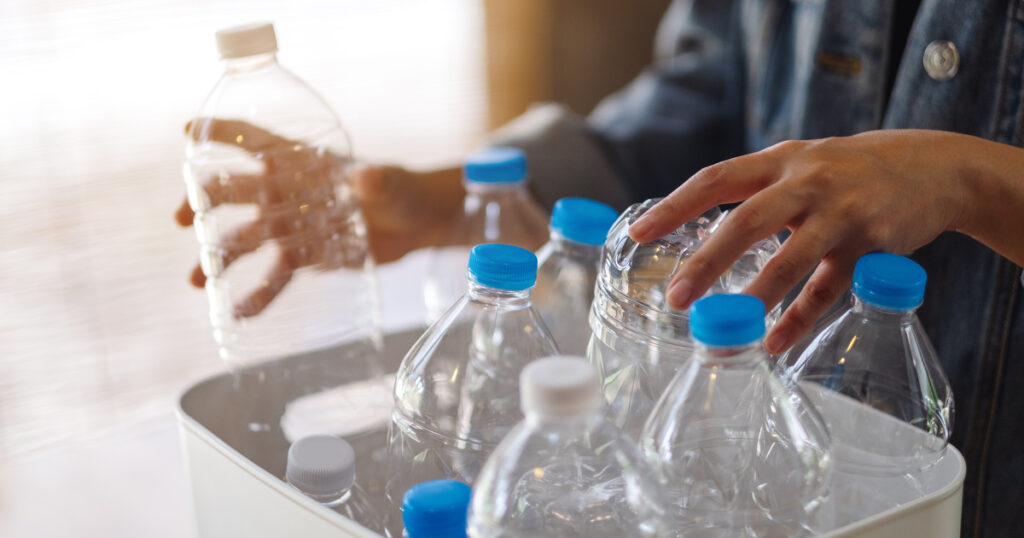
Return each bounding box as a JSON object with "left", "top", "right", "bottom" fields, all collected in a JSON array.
[
  {"left": 766, "top": 330, "right": 789, "bottom": 354},
  {"left": 629, "top": 217, "right": 652, "bottom": 239},
  {"left": 667, "top": 279, "right": 693, "bottom": 309}
]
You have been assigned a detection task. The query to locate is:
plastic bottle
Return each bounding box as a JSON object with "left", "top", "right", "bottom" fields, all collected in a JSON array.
[
  {"left": 185, "top": 21, "right": 379, "bottom": 364},
  {"left": 386, "top": 244, "right": 558, "bottom": 534},
  {"left": 777, "top": 253, "right": 954, "bottom": 527},
  {"left": 423, "top": 148, "right": 549, "bottom": 323},
  {"left": 533, "top": 198, "right": 619, "bottom": 356},
  {"left": 642, "top": 294, "right": 831, "bottom": 536},
  {"left": 588, "top": 199, "right": 780, "bottom": 438},
  {"left": 184, "top": 22, "right": 389, "bottom": 464},
  {"left": 286, "top": 435, "right": 383, "bottom": 532},
  {"left": 469, "top": 356, "right": 668, "bottom": 537},
  {"left": 402, "top": 480, "right": 471, "bottom": 538}
]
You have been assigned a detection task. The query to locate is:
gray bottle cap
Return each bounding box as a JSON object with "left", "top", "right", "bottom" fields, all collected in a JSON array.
[
  {"left": 520, "top": 356, "right": 601, "bottom": 418},
  {"left": 285, "top": 435, "right": 355, "bottom": 497}
]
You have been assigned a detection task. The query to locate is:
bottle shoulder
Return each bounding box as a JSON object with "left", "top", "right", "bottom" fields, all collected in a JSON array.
[{"left": 190, "top": 62, "right": 349, "bottom": 154}]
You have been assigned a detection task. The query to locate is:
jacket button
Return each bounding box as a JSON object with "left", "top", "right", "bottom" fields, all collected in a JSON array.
[{"left": 923, "top": 40, "right": 959, "bottom": 81}]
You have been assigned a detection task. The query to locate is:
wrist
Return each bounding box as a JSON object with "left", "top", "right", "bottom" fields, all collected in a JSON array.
[{"left": 951, "top": 135, "right": 1024, "bottom": 264}]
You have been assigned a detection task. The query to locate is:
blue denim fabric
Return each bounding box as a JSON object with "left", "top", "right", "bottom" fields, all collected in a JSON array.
[{"left": 587, "top": 1, "right": 1024, "bottom": 536}]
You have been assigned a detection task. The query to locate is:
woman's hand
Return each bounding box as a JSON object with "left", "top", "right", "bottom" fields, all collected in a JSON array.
[
  {"left": 176, "top": 118, "right": 464, "bottom": 317},
  {"left": 628, "top": 129, "right": 989, "bottom": 353}
]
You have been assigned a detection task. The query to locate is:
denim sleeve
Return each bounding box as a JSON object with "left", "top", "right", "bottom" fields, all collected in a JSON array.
[{"left": 488, "top": 0, "right": 744, "bottom": 209}]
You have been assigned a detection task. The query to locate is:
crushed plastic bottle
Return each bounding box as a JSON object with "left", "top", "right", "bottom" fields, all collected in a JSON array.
[
  {"left": 469, "top": 356, "right": 668, "bottom": 537},
  {"left": 533, "top": 198, "right": 619, "bottom": 355},
  {"left": 423, "top": 148, "right": 549, "bottom": 323},
  {"left": 642, "top": 294, "right": 831, "bottom": 537},
  {"left": 588, "top": 199, "right": 780, "bottom": 437},
  {"left": 778, "top": 253, "right": 954, "bottom": 527},
  {"left": 386, "top": 244, "right": 558, "bottom": 535}
]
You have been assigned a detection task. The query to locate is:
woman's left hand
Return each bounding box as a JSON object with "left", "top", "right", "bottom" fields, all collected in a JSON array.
[{"left": 628, "top": 129, "right": 980, "bottom": 353}]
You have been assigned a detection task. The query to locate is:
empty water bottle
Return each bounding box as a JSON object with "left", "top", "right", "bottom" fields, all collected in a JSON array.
[
  {"left": 533, "top": 198, "right": 619, "bottom": 355},
  {"left": 469, "top": 356, "right": 667, "bottom": 537},
  {"left": 588, "top": 200, "right": 780, "bottom": 438},
  {"left": 286, "top": 435, "right": 383, "bottom": 532},
  {"left": 423, "top": 148, "right": 549, "bottom": 322},
  {"left": 403, "top": 480, "right": 471, "bottom": 538},
  {"left": 184, "top": 22, "right": 390, "bottom": 469},
  {"left": 387, "top": 244, "right": 558, "bottom": 533},
  {"left": 642, "top": 294, "right": 831, "bottom": 536},
  {"left": 778, "top": 253, "right": 954, "bottom": 527},
  {"left": 184, "top": 21, "right": 379, "bottom": 364}
]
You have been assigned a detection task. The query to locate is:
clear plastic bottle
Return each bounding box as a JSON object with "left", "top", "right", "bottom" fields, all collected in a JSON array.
[
  {"left": 533, "top": 198, "right": 619, "bottom": 356},
  {"left": 286, "top": 435, "right": 383, "bottom": 532},
  {"left": 386, "top": 244, "right": 558, "bottom": 534},
  {"left": 777, "top": 253, "right": 954, "bottom": 527},
  {"left": 183, "top": 23, "right": 389, "bottom": 464},
  {"left": 403, "top": 480, "right": 472, "bottom": 538},
  {"left": 423, "top": 148, "right": 550, "bottom": 323},
  {"left": 469, "top": 356, "right": 668, "bottom": 537},
  {"left": 184, "top": 22, "right": 380, "bottom": 365},
  {"left": 641, "top": 294, "right": 831, "bottom": 537},
  {"left": 588, "top": 199, "right": 780, "bottom": 438}
]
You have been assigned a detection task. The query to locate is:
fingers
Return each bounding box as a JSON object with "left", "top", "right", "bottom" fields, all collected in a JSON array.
[
  {"left": 190, "top": 264, "right": 205, "bottom": 288},
  {"left": 764, "top": 253, "right": 858, "bottom": 354},
  {"left": 188, "top": 221, "right": 267, "bottom": 288},
  {"left": 186, "top": 118, "right": 291, "bottom": 153},
  {"left": 176, "top": 198, "right": 195, "bottom": 227},
  {"left": 177, "top": 173, "right": 263, "bottom": 228},
  {"left": 200, "top": 172, "right": 269, "bottom": 207},
  {"left": 233, "top": 253, "right": 295, "bottom": 318},
  {"left": 665, "top": 187, "right": 803, "bottom": 310},
  {"left": 741, "top": 217, "right": 844, "bottom": 311},
  {"left": 629, "top": 149, "right": 783, "bottom": 243}
]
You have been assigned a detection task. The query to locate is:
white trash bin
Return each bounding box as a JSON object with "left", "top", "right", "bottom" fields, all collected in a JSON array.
[{"left": 177, "top": 328, "right": 965, "bottom": 538}]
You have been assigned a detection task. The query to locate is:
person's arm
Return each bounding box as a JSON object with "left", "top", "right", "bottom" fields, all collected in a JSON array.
[{"left": 628, "top": 129, "right": 1024, "bottom": 354}]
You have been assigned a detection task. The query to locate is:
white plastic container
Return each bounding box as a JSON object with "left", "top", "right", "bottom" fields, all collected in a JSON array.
[{"left": 177, "top": 329, "right": 964, "bottom": 538}]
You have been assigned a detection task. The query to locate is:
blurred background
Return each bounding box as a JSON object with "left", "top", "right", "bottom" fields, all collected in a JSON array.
[{"left": 0, "top": 0, "right": 667, "bottom": 535}]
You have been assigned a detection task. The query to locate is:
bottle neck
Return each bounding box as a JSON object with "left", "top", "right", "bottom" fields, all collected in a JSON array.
[
  {"left": 851, "top": 294, "right": 917, "bottom": 322},
  {"left": 464, "top": 180, "right": 527, "bottom": 198},
  {"left": 524, "top": 409, "right": 601, "bottom": 429},
  {"left": 693, "top": 340, "right": 765, "bottom": 368},
  {"left": 223, "top": 52, "right": 278, "bottom": 74},
  {"left": 466, "top": 280, "right": 533, "bottom": 308},
  {"left": 545, "top": 230, "right": 603, "bottom": 260},
  {"left": 295, "top": 484, "right": 351, "bottom": 507}
]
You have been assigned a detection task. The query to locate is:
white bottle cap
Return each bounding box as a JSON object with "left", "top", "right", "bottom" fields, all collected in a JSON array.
[
  {"left": 520, "top": 356, "right": 602, "bottom": 418},
  {"left": 285, "top": 435, "right": 355, "bottom": 497},
  {"left": 215, "top": 22, "right": 278, "bottom": 59}
]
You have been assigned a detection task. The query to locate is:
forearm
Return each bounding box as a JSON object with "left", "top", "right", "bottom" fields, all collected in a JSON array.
[{"left": 956, "top": 136, "right": 1024, "bottom": 266}]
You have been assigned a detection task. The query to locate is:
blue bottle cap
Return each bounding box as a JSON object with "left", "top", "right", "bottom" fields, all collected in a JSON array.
[
  {"left": 468, "top": 244, "right": 538, "bottom": 291},
  {"left": 550, "top": 198, "right": 620, "bottom": 246},
  {"left": 463, "top": 147, "right": 527, "bottom": 183},
  {"left": 402, "top": 480, "right": 471, "bottom": 538},
  {"left": 852, "top": 253, "right": 927, "bottom": 311},
  {"left": 689, "top": 294, "right": 766, "bottom": 347}
]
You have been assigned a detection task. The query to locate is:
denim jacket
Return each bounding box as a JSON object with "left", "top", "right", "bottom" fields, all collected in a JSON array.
[{"left": 493, "top": 1, "right": 1024, "bottom": 536}]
